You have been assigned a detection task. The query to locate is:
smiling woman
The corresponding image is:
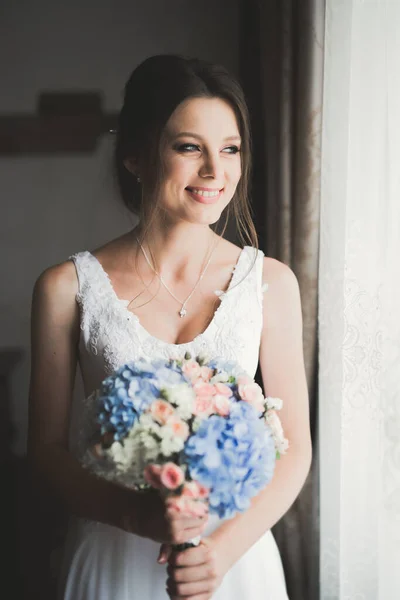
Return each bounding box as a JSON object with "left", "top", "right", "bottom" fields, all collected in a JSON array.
[
  {"left": 115, "top": 55, "right": 256, "bottom": 247},
  {"left": 28, "top": 54, "right": 311, "bottom": 600},
  {"left": 142, "top": 96, "right": 243, "bottom": 225}
]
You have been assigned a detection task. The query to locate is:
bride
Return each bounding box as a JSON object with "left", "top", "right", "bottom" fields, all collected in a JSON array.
[{"left": 28, "top": 54, "right": 311, "bottom": 599}]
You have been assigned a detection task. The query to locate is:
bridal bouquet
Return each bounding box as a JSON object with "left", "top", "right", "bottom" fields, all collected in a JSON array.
[{"left": 82, "top": 354, "right": 288, "bottom": 536}]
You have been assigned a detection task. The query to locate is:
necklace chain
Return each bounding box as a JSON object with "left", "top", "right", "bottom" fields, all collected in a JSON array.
[{"left": 136, "top": 236, "right": 218, "bottom": 318}]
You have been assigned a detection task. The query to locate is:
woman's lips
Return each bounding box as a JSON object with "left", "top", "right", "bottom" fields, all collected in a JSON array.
[{"left": 185, "top": 187, "right": 224, "bottom": 205}]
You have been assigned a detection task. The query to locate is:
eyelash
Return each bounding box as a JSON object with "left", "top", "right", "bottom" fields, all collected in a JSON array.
[{"left": 176, "top": 143, "right": 241, "bottom": 155}]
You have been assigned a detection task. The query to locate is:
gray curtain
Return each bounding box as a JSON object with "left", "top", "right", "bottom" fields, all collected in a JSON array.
[{"left": 240, "top": 2, "right": 325, "bottom": 599}]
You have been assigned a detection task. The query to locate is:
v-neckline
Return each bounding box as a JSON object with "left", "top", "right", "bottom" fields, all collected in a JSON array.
[{"left": 86, "top": 246, "right": 248, "bottom": 348}]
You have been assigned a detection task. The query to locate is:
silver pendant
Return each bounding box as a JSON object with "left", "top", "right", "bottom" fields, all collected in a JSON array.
[{"left": 179, "top": 307, "right": 187, "bottom": 318}]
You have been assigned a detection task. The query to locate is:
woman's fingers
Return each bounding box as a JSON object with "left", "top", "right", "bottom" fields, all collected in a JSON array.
[
  {"left": 166, "top": 539, "right": 223, "bottom": 600},
  {"left": 167, "top": 510, "right": 208, "bottom": 528},
  {"left": 167, "top": 576, "right": 216, "bottom": 598},
  {"left": 170, "top": 525, "right": 206, "bottom": 545},
  {"left": 166, "top": 506, "right": 208, "bottom": 544},
  {"left": 157, "top": 543, "right": 172, "bottom": 565},
  {"left": 166, "top": 497, "right": 208, "bottom": 518},
  {"left": 167, "top": 563, "right": 211, "bottom": 583},
  {"left": 168, "top": 545, "right": 208, "bottom": 567}
]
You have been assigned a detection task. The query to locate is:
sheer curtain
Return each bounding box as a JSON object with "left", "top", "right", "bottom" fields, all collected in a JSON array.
[{"left": 319, "top": 1, "right": 400, "bottom": 598}]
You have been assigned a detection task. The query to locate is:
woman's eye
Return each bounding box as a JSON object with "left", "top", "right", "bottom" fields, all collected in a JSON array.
[
  {"left": 176, "top": 143, "right": 200, "bottom": 153},
  {"left": 223, "top": 145, "right": 240, "bottom": 154},
  {"left": 175, "top": 143, "right": 241, "bottom": 154}
]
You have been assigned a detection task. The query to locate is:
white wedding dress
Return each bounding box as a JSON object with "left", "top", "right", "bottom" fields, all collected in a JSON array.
[{"left": 57, "top": 246, "right": 289, "bottom": 600}]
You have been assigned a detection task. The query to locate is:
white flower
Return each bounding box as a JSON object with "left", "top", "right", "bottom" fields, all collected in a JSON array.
[
  {"left": 192, "top": 416, "right": 203, "bottom": 432},
  {"left": 108, "top": 439, "right": 137, "bottom": 472},
  {"left": 265, "top": 410, "right": 289, "bottom": 455},
  {"left": 210, "top": 371, "right": 229, "bottom": 384},
  {"left": 160, "top": 433, "right": 185, "bottom": 456},
  {"left": 109, "top": 441, "right": 125, "bottom": 464},
  {"left": 138, "top": 413, "right": 162, "bottom": 435},
  {"left": 138, "top": 431, "right": 159, "bottom": 461},
  {"left": 165, "top": 384, "right": 195, "bottom": 419},
  {"left": 265, "top": 396, "right": 283, "bottom": 411}
]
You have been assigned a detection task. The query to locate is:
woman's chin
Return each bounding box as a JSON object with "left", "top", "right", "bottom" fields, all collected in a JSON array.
[
  {"left": 160, "top": 201, "right": 229, "bottom": 227},
  {"left": 187, "top": 201, "right": 230, "bottom": 226},
  {"left": 187, "top": 209, "right": 224, "bottom": 226}
]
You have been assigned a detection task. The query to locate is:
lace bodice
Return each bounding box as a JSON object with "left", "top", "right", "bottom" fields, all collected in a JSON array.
[{"left": 70, "top": 246, "right": 266, "bottom": 400}]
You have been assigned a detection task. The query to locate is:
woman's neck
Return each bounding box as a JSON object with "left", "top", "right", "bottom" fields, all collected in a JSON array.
[{"left": 134, "top": 221, "right": 220, "bottom": 281}]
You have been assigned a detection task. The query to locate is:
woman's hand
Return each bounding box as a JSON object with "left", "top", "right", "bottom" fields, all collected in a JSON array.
[
  {"left": 123, "top": 490, "right": 208, "bottom": 546},
  {"left": 165, "top": 537, "right": 228, "bottom": 600}
]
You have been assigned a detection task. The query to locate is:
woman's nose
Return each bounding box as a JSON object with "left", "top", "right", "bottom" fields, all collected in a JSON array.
[{"left": 198, "top": 152, "right": 223, "bottom": 180}]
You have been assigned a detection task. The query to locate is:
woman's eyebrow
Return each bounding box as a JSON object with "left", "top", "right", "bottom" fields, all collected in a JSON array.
[{"left": 172, "top": 132, "right": 241, "bottom": 142}]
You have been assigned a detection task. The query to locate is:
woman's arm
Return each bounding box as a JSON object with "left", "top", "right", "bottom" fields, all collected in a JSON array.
[
  {"left": 209, "top": 257, "right": 312, "bottom": 570},
  {"left": 165, "top": 258, "right": 312, "bottom": 600},
  {"left": 28, "top": 262, "right": 206, "bottom": 544},
  {"left": 27, "top": 262, "right": 133, "bottom": 527}
]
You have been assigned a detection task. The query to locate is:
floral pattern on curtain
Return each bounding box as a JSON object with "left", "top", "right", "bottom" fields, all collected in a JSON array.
[{"left": 319, "top": 1, "right": 400, "bottom": 598}]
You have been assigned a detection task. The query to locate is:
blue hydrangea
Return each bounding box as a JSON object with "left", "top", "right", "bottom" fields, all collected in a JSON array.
[
  {"left": 208, "top": 357, "right": 243, "bottom": 377},
  {"left": 97, "top": 359, "right": 187, "bottom": 441},
  {"left": 184, "top": 401, "right": 276, "bottom": 519}
]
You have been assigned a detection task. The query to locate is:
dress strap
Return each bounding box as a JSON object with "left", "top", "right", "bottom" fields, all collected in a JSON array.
[
  {"left": 69, "top": 251, "right": 112, "bottom": 354},
  {"left": 234, "top": 247, "right": 266, "bottom": 309},
  {"left": 252, "top": 247, "right": 267, "bottom": 309}
]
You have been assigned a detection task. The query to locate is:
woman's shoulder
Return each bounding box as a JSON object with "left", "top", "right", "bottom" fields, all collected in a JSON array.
[
  {"left": 262, "top": 256, "right": 298, "bottom": 287},
  {"left": 84, "top": 231, "right": 134, "bottom": 270},
  {"left": 31, "top": 260, "right": 80, "bottom": 325},
  {"left": 260, "top": 257, "right": 301, "bottom": 322}
]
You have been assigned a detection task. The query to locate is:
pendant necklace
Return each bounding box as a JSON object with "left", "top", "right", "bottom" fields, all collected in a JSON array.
[{"left": 136, "top": 236, "right": 218, "bottom": 318}]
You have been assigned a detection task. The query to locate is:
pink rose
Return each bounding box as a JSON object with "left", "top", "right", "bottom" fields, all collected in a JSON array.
[
  {"left": 199, "top": 366, "right": 213, "bottom": 382},
  {"left": 213, "top": 394, "right": 231, "bottom": 416},
  {"left": 214, "top": 382, "right": 232, "bottom": 397},
  {"left": 238, "top": 381, "right": 265, "bottom": 412},
  {"left": 182, "top": 359, "right": 201, "bottom": 381},
  {"left": 160, "top": 462, "right": 185, "bottom": 490},
  {"left": 194, "top": 381, "right": 216, "bottom": 397},
  {"left": 144, "top": 464, "right": 163, "bottom": 489},
  {"left": 237, "top": 374, "right": 252, "bottom": 386},
  {"left": 194, "top": 395, "right": 215, "bottom": 416},
  {"left": 167, "top": 416, "right": 189, "bottom": 440},
  {"left": 150, "top": 399, "right": 175, "bottom": 424}
]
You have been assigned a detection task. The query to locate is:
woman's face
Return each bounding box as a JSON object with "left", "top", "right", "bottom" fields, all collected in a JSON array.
[{"left": 157, "top": 96, "right": 242, "bottom": 225}]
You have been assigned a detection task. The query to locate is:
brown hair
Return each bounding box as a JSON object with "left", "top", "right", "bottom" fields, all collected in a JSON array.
[{"left": 114, "top": 54, "right": 258, "bottom": 250}]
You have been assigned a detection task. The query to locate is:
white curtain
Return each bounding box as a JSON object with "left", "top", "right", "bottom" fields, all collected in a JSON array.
[{"left": 319, "top": 1, "right": 400, "bottom": 598}]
